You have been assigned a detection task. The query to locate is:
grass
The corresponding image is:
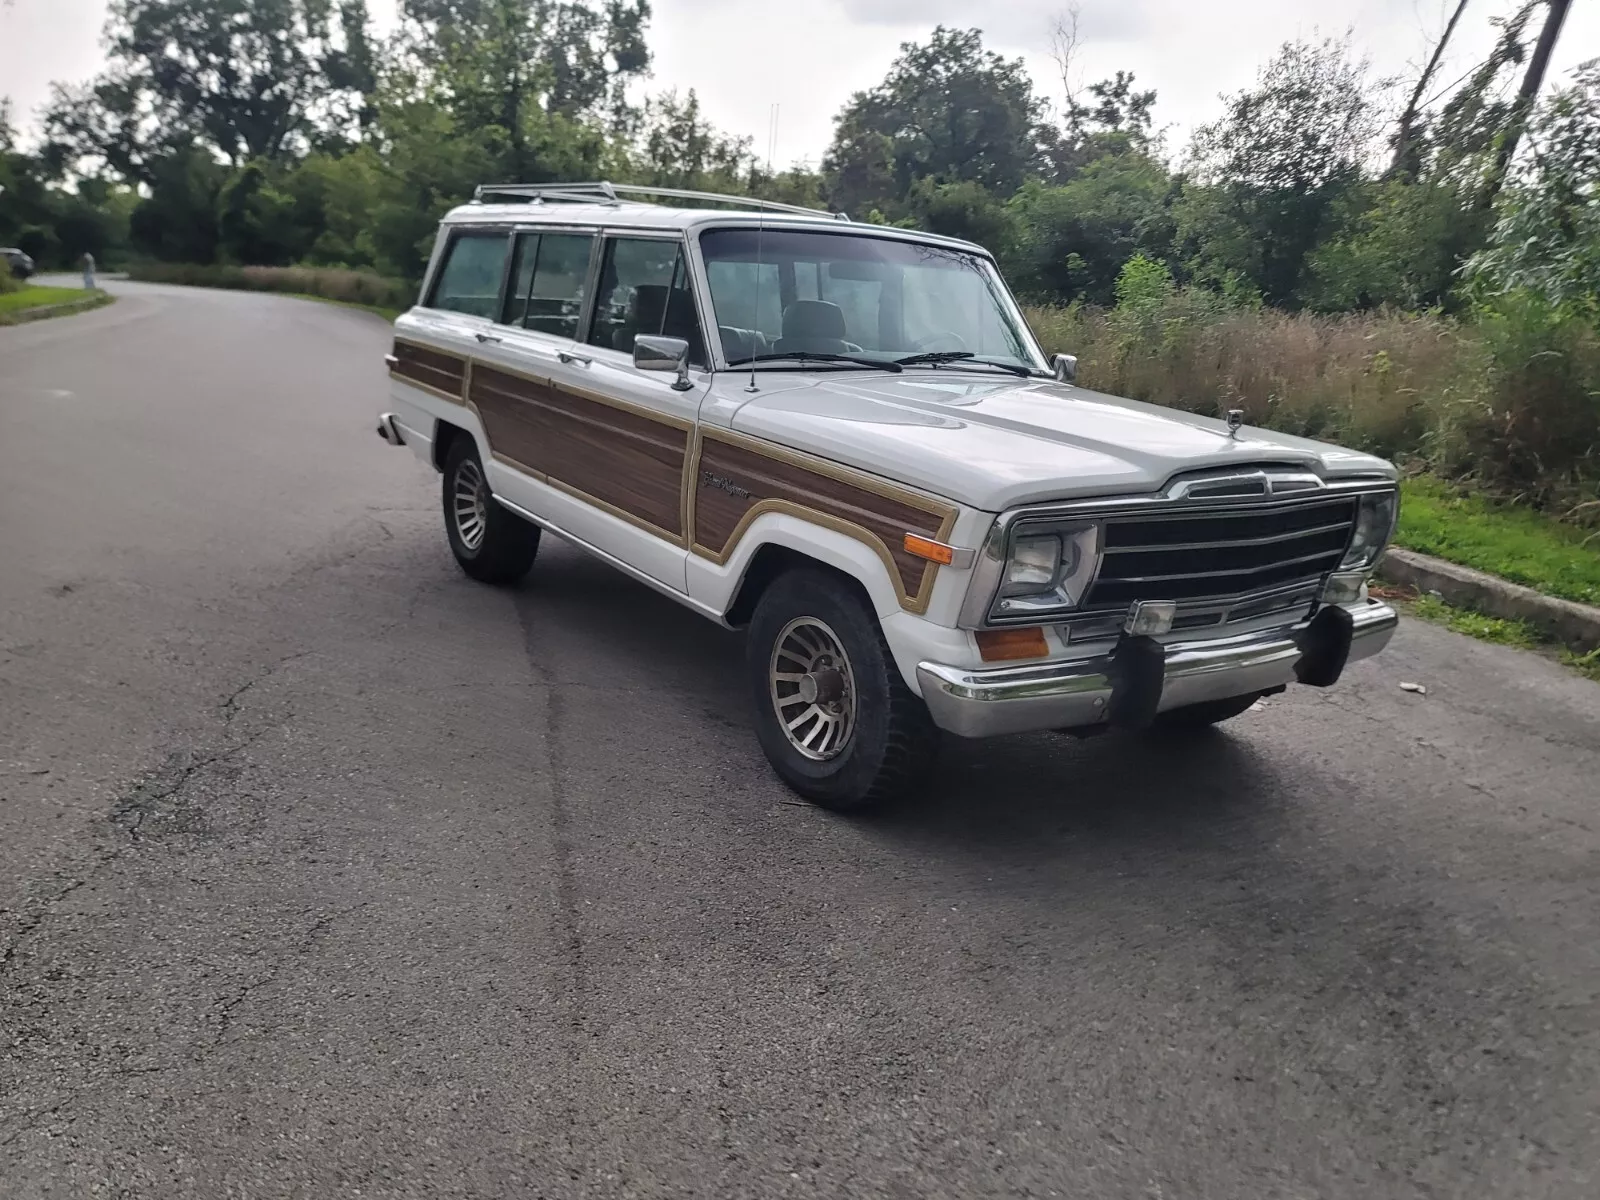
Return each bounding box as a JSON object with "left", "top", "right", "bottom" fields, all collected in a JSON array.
[
  {"left": 0, "top": 286, "right": 113, "bottom": 325},
  {"left": 0, "top": 285, "right": 92, "bottom": 314},
  {"left": 1402, "top": 593, "right": 1600, "bottom": 682},
  {"left": 1396, "top": 476, "right": 1600, "bottom": 606}
]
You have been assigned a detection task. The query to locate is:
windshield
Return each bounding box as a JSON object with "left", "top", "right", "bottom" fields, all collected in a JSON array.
[{"left": 698, "top": 228, "right": 1044, "bottom": 373}]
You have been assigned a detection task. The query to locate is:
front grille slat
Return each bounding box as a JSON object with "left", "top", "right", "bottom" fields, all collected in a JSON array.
[{"left": 1081, "top": 497, "right": 1357, "bottom": 612}]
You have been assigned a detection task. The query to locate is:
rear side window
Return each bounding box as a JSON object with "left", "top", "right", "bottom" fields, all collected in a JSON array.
[
  {"left": 587, "top": 237, "right": 706, "bottom": 365},
  {"left": 504, "top": 232, "right": 594, "bottom": 338},
  {"left": 429, "top": 232, "right": 508, "bottom": 319}
]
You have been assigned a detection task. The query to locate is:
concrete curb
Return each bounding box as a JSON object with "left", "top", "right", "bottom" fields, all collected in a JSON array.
[
  {"left": 0, "top": 293, "right": 113, "bottom": 326},
  {"left": 1378, "top": 546, "right": 1600, "bottom": 651}
]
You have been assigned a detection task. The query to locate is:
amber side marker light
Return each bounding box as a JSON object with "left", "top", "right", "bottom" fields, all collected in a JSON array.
[
  {"left": 976, "top": 627, "right": 1050, "bottom": 662},
  {"left": 903, "top": 533, "right": 956, "bottom": 565}
]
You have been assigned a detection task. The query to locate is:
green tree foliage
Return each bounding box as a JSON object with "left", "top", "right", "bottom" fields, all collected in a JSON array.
[
  {"left": 1466, "top": 60, "right": 1600, "bottom": 314},
  {"left": 823, "top": 27, "right": 1044, "bottom": 220},
  {"left": 1179, "top": 37, "right": 1379, "bottom": 307},
  {"left": 1, "top": 101, "right": 135, "bottom": 268},
  {"left": 1006, "top": 154, "right": 1175, "bottom": 305},
  {"left": 44, "top": 1, "right": 379, "bottom": 180}
]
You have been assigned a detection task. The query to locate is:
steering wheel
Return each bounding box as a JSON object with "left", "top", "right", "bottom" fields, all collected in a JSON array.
[{"left": 908, "top": 331, "right": 968, "bottom": 352}]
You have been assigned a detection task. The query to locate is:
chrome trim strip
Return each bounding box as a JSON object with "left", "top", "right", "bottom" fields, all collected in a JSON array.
[
  {"left": 492, "top": 495, "right": 729, "bottom": 625},
  {"left": 1105, "top": 547, "right": 1344, "bottom": 586},
  {"left": 1100, "top": 520, "right": 1353, "bottom": 554}
]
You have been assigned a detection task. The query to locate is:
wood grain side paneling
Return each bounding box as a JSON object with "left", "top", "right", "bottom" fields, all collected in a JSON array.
[
  {"left": 391, "top": 340, "right": 466, "bottom": 400},
  {"left": 470, "top": 364, "right": 689, "bottom": 541},
  {"left": 691, "top": 431, "right": 957, "bottom": 609}
]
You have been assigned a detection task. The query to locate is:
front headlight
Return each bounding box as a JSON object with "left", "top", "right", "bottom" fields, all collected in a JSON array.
[
  {"left": 1340, "top": 490, "right": 1399, "bottom": 569},
  {"left": 994, "top": 523, "right": 1100, "bottom": 616}
]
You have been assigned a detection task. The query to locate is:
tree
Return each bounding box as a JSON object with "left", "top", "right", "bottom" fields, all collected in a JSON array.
[
  {"left": 399, "top": 0, "right": 651, "bottom": 176},
  {"left": 634, "top": 90, "right": 752, "bottom": 189},
  {"left": 1465, "top": 60, "right": 1600, "bottom": 313},
  {"left": 1477, "top": 0, "right": 1574, "bottom": 210},
  {"left": 822, "top": 27, "right": 1044, "bottom": 219},
  {"left": 1181, "top": 36, "right": 1380, "bottom": 306},
  {"left": 43, "top": 0, "right": 378, "bottom": 181},
  {"left": 1389, "top": 0, "right": 1472, "bottom": 180},
  {"left": 1007, "top": 154, "right": 1176, "bottom": 305}
]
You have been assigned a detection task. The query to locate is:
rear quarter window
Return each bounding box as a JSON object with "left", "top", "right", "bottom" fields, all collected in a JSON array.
[{"left": 429, "top": 232, "right": 509, "bottom": 319}]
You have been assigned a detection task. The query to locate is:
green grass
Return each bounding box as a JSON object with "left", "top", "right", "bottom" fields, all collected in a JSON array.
[
  {"left": 0, "top": 285, "right": 92, "bottom": 314},
  {"left": 1396, "top": 476, "right": 1600, "bottom": 607},
  {"left": 1405, "top": 594, "right": 1599, "bottom": 682},
  {"left": 1409, "top": 594, "right": 1542, "bottom": 647}
]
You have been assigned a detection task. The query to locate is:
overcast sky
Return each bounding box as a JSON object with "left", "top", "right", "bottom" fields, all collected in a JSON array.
[{"left": 3, "top": 0, "right": 1596, "bottom": 169}]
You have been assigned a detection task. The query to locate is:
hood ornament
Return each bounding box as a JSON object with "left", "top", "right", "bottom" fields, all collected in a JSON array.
[{"left": 1226, "top": 409, "right": 1245, "bottom": 440}]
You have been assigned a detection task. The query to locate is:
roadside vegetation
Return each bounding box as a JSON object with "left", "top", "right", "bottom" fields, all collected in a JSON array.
[
  {"left": 0, "top": 263, "right": 109, "bottom": 324},
  {"left": 2, "top": 0, "right": 1594, "bottom": 582},
  {"left": 1399, "top": 592, "right": 1600, "bottom": 682},
  {"left": 126, "top": 262, "right": 411, "bottom": 318}
]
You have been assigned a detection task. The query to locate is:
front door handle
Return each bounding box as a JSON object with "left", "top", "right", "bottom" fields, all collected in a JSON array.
[
  {"left": 475, "top": 332, "right": 503, "bottom": 344},
  {"left": 558, "top": 350, "right": 592, "bottom": 366}
]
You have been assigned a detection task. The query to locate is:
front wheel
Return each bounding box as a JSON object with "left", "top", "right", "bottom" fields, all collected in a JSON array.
[
  {"left": 746, "top": 569, "right": 939, "bottom": 812},
  {"left": 442, "top": 436, "right": 539, "bottom": 584}
]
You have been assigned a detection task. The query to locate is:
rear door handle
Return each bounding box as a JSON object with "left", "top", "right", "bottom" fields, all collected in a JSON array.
[
  {"left": 475, "top": 332, "right": 503, "bottom": 344},
  {"left": 558, "top": 350, "right": 592, "bottom": 366}
]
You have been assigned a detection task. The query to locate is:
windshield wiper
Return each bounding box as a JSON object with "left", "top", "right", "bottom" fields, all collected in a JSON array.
[
  {"left": 727, "top": 351, "right": 901, "bottom": 373},
  {"left": 893, "top": 351, "right": 1034, "bottom": 378}
]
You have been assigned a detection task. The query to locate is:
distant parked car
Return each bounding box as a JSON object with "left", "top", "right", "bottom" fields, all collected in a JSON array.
[{"left": 2, "top": 248, "right": 35, "bottom": 280}]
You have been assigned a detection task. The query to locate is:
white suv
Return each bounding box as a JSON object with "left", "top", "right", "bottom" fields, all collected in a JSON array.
[{"left": 379, "top": 182, "right": 1399, "bottom": 809}]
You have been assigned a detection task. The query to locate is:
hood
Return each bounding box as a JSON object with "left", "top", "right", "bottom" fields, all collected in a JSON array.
[{"left": 721, "top": 372, "right": 1395, "bottom": 511}]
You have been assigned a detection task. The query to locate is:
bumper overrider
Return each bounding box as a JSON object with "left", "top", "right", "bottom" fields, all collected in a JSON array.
[{"left": 917, "top": 600, "right": 1398, "bottom": 738}]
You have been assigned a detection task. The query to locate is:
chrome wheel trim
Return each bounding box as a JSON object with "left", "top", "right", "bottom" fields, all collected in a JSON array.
[
  {"left": 452, "top": 457, "right": 488, "bottom": 551},
  {"left": 769, "top": 616, "right": 857, "bottom": 762}
]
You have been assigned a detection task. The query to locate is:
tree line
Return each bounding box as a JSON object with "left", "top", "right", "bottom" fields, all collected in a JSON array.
[{"left": 0, "top": 0, "right": 1592, "bottom": 321}]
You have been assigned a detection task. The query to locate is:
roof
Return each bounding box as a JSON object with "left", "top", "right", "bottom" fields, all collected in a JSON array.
[{"left": 438, "top": 182, "right": 990, "bottom": 256}]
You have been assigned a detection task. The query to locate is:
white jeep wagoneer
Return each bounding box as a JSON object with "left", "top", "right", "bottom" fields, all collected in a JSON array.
[{"left": 378, "top": 181, "right": 1399, "bottom": 810}]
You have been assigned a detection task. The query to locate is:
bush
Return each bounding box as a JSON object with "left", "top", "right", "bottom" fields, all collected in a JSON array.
[
  {"left": 0, "top": 258, "right": 19, "bottom": 295},
  {"left": 125, "top": 262, "right": 415, "bottom": 312},
  {"left": 1025, "top": 288, "right": 1599, "bottom": 517}
]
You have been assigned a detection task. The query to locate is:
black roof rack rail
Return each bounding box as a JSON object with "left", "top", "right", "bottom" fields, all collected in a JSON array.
[{"left": 471, "top": 181, "right": 849, "bottom": 222}]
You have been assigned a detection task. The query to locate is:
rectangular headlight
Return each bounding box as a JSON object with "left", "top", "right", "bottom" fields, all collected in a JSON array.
[
  {"left": 1340, "top": 490, "right": 1399, "bottom": 569},
  {"left": 994, "top": 523, "right": 1100, "bottom": 616}
]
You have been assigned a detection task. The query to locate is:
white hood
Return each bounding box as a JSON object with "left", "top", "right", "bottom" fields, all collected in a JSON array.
[{"left": 720, "top": 372, "right": 1395, "bottom": 511}]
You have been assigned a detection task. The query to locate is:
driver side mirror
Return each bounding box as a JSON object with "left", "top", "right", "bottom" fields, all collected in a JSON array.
[
  {"left": 634, "top": 334, "right": 694, "bottom": 392},
  {"left": 1052, "top": 353, "right": 1078, "bottom": 385}
]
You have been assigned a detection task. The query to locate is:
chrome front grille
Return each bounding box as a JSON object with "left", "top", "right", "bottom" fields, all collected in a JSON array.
[{"left": 1085, "top": 496, "right": 1358, "bottom": 609}]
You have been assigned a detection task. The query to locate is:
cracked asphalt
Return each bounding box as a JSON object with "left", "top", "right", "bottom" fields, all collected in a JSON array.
[{"left": 3, "top": 281, "right": 1599, "bottom": 1199}]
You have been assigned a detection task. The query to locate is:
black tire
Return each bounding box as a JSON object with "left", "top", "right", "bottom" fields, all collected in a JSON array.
[
  {"left": 442, "top": 435, "right": 539, "bottom": 585},
  {"left": 1151, "top": 691, "right": 1262, "bottom": 730},
  {"left": 746, "top": 568, "right": 939, "bottom": 812}
]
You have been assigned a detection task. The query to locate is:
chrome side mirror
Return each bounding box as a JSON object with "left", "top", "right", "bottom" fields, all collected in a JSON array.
[
  {"left": 1052, "top": 353, "right": 1078, "bottom": 384},
  {"left": 634, "top": 334, "right": 693, "bottom": 392}
]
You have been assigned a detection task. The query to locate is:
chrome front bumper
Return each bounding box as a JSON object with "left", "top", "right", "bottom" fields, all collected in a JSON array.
[{"left": 917, "top": 600, "right": 1398, "bottom": 739}]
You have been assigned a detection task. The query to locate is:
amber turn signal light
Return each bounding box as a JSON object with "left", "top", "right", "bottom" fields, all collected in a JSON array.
[
  {"left": 903, "top": 533, "right": 956, "bottom": 565},
  {"left": 975, "top": 626, "right": 1049, "bottom": 662}
]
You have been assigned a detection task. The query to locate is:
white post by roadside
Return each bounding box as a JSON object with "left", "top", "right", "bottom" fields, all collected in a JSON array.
[{"left": 83, "top": 252, "right": 96, "bottom": 291}]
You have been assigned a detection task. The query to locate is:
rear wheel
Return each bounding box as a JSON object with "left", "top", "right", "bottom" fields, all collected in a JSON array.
[
  {"left": 442, "top": 436, "right": 539, "bottom": 584},
  {"left": 747, "top": 569, "right": 939, "bottom": 812},
  {"left": 1151, "top": 692, "right": 1262, "bottom": 730}
]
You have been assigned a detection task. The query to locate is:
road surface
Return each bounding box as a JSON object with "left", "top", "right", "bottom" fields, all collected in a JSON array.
[{"left": 3, "top": 282, "right": 1598, "bottom": 1199}]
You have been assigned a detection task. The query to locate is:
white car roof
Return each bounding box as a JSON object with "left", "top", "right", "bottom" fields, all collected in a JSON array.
[{"left": 439, "top": 200, "right": 991, "bottom": 258}]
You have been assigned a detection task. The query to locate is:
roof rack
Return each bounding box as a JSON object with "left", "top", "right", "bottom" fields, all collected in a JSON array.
[{"left": 472, "top": 181, "right": 850, "bottom": 222}]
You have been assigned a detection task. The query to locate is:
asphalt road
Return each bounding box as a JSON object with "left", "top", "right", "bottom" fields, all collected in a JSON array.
[{"left": 3, "top": 281, "right": 1598, "bottom": 1199}]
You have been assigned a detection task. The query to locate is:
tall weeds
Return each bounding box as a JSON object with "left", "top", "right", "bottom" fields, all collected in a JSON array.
[
  {"left": 126, "top": 262, "right": 415, "bottom": 312},
  {"left": 1027, "top": 289, "right": 1599, "bottom": 517}
]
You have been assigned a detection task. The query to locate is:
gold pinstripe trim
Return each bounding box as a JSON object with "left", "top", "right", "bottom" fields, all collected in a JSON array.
[{"left": 688, "top": 426, "right": 959, "bottom": 615}]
